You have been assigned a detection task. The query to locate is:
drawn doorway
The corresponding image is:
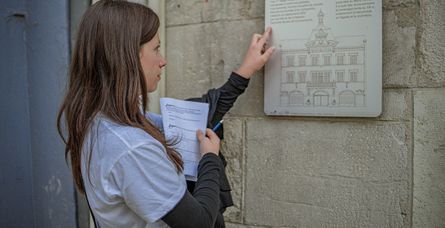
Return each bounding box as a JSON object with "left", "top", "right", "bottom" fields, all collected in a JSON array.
[
  {"left": 313, "top": 91, "right": 329, "bottom": 106},
  {"left": 339, "top": 90, "right": 356, "bottom": 106},
  {"left": 290, "top": 91, "right": 304, "bottom": 106}
]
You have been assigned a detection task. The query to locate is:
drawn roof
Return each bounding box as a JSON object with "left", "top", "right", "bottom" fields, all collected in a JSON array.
[{"left": 279, "top": 10, "right": 366, "bottom": 52}]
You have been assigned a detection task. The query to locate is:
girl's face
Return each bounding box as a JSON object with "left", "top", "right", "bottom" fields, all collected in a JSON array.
[{"left": 139, "top": 32, "right": 167, "bottom": 92}]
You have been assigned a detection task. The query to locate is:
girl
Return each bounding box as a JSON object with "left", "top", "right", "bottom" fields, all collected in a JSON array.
[{"left": 57, "top": 0, "right": 274, "bottom": 227}]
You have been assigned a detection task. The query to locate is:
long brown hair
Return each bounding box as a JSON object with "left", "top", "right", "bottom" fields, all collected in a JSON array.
[{"left": 57, "top": 0, "right": 183, "bottom": 193}]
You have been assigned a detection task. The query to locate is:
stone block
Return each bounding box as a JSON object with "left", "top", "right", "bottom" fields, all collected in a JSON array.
[
  {"left": 207, "top": 19, "right": 265, "bottom": 117},
  {"left": 226, "top": 223, "right": 268, "bottom": 228},
  {"left": 379, "top": 89, "right": 412, "bottom": 121},
  {"left": 166, "top": 0, "right": 265, "bottom": 26},
  {"left": 244, "top": 119, "right": 411, "bottom": 227},
  {"left": 166, "top": 24, "right": 212, "bottom": 99},
  {"left": 383, "top": 10, "right": 417, "bottom": 87},
  {"left": 394, "top": 4, "right": 418, "bottom": 28},
  {"left": 413, "top": 89, "right": 445, "bottom": 228},
  {"left": 221, "top": 118, "right": 244, "bottom": 222},
  {"left": 383, "top": 0, "right": 417, "bottom": 8},
  {"left": 129, "top": 0, "right": 146, "bottom": 5},
  {"left": 418, "top": 0, "right": 445, "bottom": 87},
  {"left": 166, "top": 19, "right": 267, "bottom": 116}
]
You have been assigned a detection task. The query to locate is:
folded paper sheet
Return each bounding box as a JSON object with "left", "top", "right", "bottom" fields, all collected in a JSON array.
[{"left": 160, "top": 98, "right": 209, "bottom": 181}]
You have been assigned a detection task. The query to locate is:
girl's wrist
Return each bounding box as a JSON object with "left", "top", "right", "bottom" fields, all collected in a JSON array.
[{"left": 235, "top": 66, "right": 254, "bottom": 79}]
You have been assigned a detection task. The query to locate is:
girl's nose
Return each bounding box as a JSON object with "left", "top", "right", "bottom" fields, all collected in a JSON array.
[{"left": 160, "top": 58, "right": 167, "bottom": 68}]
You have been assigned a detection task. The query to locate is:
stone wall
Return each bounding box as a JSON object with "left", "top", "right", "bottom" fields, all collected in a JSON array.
[{"left": 165, "top": 0, "right": 444, "bottom": 227}]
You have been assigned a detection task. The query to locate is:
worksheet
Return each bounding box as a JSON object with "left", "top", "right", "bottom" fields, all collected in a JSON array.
[{"left": 160, "top": 98, "right": 209, "bottom": 181}]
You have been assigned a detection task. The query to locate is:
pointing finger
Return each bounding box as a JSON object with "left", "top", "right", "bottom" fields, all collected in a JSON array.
[{"left": 258, "top": 27, "right": 272, "bottom": 47}]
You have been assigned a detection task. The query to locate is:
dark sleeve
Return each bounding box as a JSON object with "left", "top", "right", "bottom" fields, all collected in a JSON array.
[
  {"left": 186, "top": 72, "right": 250, "bottom": 129},
  {"left": 161, "top": 153, "right": 223, "bottom": 228},
  {"left": 210, "top": 72, "right": 250, "bottom": 125},
  {"left": 185, "top": 72, "right": 249, "bottom": 215}
]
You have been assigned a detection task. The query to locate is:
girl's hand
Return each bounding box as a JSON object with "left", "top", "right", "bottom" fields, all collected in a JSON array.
[
  {"left": 196, "top": 129, "right": 220, "bottom": 156},
  {"left": 235, "top": 27, "right": 275, "bottom": 79}
]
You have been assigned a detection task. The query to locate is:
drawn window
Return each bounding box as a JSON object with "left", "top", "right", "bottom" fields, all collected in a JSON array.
[
  {"left": 336, "top": 54, "right": 344, "bottom": 65},
  {"left": 312, "top": 71, "right": 327, "bottom": 83},
  {"left": 323, "top": 55, "right": 331, "bottom": 65},
  {"left": 298, "top": 56, "right": 306, "bottom": 66},
  {"left": 286, "top": 55, "right": 295, "bottom": 67},
  {"left": 323, "top": 71, "right": 331, "bottom": 82},
  {"left": 349, "top": 70, "right": 358, "bottom": 82},
  {"left": 286, "top": 71, "right": 295, "bottom": 83},
  {"left": 336, "top": 70, "right": 345, "bottom": 82},
  {"left": 298, "top": 71, "right": 306, "bottom": 82},
  {"left": 311, "top": 72, "right": 320, "bottom": 83},
  {"left": 311, "top": 55, "right": 319, "bottom": 66},
  {"left": 349, "top": 54, "right": 358, "bottom": 65}
]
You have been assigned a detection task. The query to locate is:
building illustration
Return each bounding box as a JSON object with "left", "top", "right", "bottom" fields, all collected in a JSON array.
[{"left": 279, "top": 10, "right": 367, "bottom": 108}]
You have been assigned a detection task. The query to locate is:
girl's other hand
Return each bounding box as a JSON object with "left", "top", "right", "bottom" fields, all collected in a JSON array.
[
  {"left": 196, "top": 129, "right": 220, "bottom": 156},
  {"left": 235, "top": 27, "right": 275, "bottom": 79}
]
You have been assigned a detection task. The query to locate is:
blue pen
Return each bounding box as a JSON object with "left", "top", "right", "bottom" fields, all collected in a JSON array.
[{"left": 212, "top": 119, "right": 224, "bottom": 132}]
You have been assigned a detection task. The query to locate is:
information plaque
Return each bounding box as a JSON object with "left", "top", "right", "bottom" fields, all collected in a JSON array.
[{"left": 264, "top": 0, "right": 382, "bottom": 117}]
